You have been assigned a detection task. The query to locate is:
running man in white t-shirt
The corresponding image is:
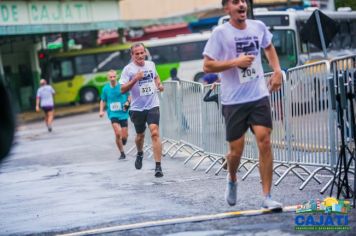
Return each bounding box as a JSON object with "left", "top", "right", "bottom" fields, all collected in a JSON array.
[
  {"left": 36, "top": 79, "right": 55, "bottom": 132},
  {"left": 120, "top": 43, "right": 164, "bottom": 177},
  {"left": 203, "top": 0, "right": 283, "bottom": 210}
]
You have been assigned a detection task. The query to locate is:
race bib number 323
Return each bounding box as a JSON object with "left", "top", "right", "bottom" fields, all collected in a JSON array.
[{"left": 139, "top": 82, "right": 155, "bottom": 96}]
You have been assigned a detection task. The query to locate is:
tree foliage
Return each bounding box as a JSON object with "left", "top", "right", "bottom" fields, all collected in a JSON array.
[{"left": 335, "top": 0, "right": 356, "bottom": 10}]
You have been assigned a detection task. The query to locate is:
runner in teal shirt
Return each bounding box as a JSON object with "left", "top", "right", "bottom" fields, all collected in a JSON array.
[
  {"left": 101, "top": 83, "right": 129, "bottom": 121},
  {"left": 100, "top": 70, "right": 130, "bottom": 160}
]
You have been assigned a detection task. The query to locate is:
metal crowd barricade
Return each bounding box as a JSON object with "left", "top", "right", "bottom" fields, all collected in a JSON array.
[
  {"left": 159, "top": 80, "right": 206, "bottom": 162},
  {"left": 179, "top": 80, "right": 204, "bottom": 148},
  {"left": 273, "top": 61, "right": 333, "bottom": 190},
  {"left": 200, "top": 84, "right": 227, "bottom": 173},
  {"left": 159, "top": 81, "right": 182, "bottom": 156}
]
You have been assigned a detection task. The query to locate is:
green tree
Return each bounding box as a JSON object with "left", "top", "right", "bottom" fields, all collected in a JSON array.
[{"left": 335, "top": 0, "right": 356, "bottom": 10}]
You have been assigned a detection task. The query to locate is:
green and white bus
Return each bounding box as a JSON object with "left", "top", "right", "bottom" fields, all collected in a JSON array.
[
  {"left": 39, "top": 32, "right": 211, "bottom": 105},
  {"left": 218, "top": 8, "right": 356, "bottom": 71}
]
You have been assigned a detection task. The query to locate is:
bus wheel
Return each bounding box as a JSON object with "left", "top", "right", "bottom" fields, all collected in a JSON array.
[
  {"left": 80, "top": 87, "right": 98, "bottom": 103},
  {"left": 194, "top": 72, "right": 205, "bottom": 82}
]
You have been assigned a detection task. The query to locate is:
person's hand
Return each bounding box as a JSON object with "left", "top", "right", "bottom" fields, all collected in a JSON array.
[
  {"left": 123, "top": 101, "right": 130, "bottom": 111},
  {"left": 268, "top": 70, "right": 283, "bottom": 92},
  {"left": 236, "top": 54, "right": 255, "bottom": 69},
  {"left": 134, "top": 70, "right": 144, "bottom": 82},
  {"left": 211, "top": 82, "right": 217, "bottom": 90},
  {"left": 99, "top": 110, "right": 104, "bottom": 118},
  {"left": 36, "top": 106, "right": 40, "bottom": 112},
  {"left": 157, "top": 84, "right": 164, "bottom": 92}
]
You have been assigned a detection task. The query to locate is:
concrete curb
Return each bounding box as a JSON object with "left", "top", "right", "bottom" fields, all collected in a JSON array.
[{"left": 17, "top": 104, "right": 99, "bottom": 124}]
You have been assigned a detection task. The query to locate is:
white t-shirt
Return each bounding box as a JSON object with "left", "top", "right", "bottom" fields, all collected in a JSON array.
[
  {"left": 203, "top": 20, "right": 272, "bottom": 105},
  {"left": 36, "top": 85, "right": 55, "bottom": 107},
  {"left": 120, "top": 61, "right": 159, "bottom": 111}
]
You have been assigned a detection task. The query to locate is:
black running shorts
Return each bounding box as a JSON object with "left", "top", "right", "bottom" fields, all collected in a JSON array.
[
  {"left": 222, "top": 96, "right": 272, "bottom": 142},
  {"left": 129, "top": 107, "right": 160, "bottom": 134},
  {"left": 110, "top": 118, "right": 128, "bottom": 128},
  {"left": 42, "top": 106, "right": 54, "bottom": 113}
]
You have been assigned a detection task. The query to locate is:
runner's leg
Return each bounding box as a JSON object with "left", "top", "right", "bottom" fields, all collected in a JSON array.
[{"left": 112, "top": 122, "right": 124, "bottom": 153}]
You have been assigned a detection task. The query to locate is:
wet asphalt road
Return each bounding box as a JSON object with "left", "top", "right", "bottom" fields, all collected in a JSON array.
[{"left": 0, "top": 112, "right": 355, "bottom": 235}]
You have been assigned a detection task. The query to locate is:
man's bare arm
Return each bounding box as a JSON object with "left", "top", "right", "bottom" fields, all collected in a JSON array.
[
  {"left": 155, "top": 75, "right": 164, "bottom": 91},
  {"left": 99, "top": 100, "right": 106, "bottom": 117},
  {"left": 203, "top": 54, "right": 255, "bottom": 73},
  {"left": 121, "top": 78, "right": 138, "bottom": 94},
  {"left": 121, "top": 71, "right": 144, "bottom": 93},
  {"left": 264, "top": 44, "right": 282, "bottom": 92}
]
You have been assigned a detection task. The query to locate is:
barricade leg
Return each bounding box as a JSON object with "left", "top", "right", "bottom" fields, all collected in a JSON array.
[
  {"left": 215, "top": 159, "right": 227, "bottom": 176},
  {"left": 163, "top": 141, "right": 180, "bottom": 157},
  {"left": 193, "top": 155, "right": 211, "bottom": 170},
  {"left": 242, "top": 162, "right": 259, "bottom": 181},
  {"left": 291, "top": 169, "right": 307, "bottom": 182},
  {"left": 299, "top": 167, "right": 334, "bottom": 190},
  {"left": 126, "top": 145, "right": 137, "bottom": 155},
  {"left": 321, "top": 175, "right": 337, "bottom": 194},
  {"left": 274, "top": 164, "right": 320, "bottom": 186},
  {"left": 273, "top": 163, "right": 290, "bottom": 178},
  {"left": 205, "top": 156, "right": 224, "bottom": 174},
  {"left": 169, "top": 143, "right": 199, "bottom": 159},
  {"left": 239, "top": 160, "right": 254, "bottom": 172},
  {"left": 184, "top": 150, "right": 203, "bottom": 164}
]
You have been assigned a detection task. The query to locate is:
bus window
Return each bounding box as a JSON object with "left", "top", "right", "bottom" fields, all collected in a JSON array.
[
  {"left": 75, "top": 55, "right": 96, "bottom": 74},
  {"left": 51, "top": 59, "right": 74, "bottom": 82},
  {"left": 50, "top": 61, "right": 60, "bottom": 82},
  {"left": 97, "top": 50, "right": 131, "bottom": 72},
  {"left": 262, "top": 30, "right": 297, "bottom": 71},
  {"left": 61, "top": 60, "right": 74, "bottom": 78},
  {"left": 178, "top": 41, "right": 206, "bottom": 61},
  {"left": 149, "top": 45, "right": 179, "bottom": 64}
]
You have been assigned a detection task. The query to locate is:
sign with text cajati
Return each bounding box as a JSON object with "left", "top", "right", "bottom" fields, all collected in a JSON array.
[{"left": 0, "top": 1, "right": 120, "bottom": 25}]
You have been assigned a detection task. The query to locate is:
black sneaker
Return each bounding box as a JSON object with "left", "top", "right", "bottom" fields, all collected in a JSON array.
[
  {"left": 135, "top": 153, "right": 143, "bottom": 169},
  {"left": 119, "top": 152, "right": 126, "bottom": 160},
  {"left": 48, "top": 127, "right": 52, "bottom": 132},
  {"left": 154, "top": 166, "right": 163, "bottom": 177}
]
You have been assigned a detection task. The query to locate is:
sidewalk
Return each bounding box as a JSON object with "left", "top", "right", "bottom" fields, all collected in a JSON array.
[{"left": 16, "top": 104, "right": 99, "bottom": 124}]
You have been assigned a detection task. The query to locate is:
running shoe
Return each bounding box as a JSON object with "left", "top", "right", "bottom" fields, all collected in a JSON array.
[
  {"left": 119, "top": 152, "right": 126, "bottom": 160},
  {"left": 262, "top": 196, "right": 283, "bottom": 210},
  {"left": 154, "top": 166, "right": 163, "bottom": 177},
  {"left": 135, "top": 153, "right": 143, "bottom": 169},
  {"left": 225, "top": 175, "right": 237, "bottom": 206}
]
